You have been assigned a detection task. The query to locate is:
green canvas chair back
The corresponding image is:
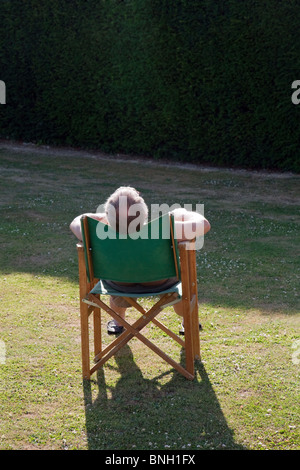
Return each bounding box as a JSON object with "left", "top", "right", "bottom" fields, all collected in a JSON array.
[{"left": 81, "top": 213, "right": 180, "bottom": 284}]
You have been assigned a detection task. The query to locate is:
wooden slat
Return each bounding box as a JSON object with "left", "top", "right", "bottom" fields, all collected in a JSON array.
[
  {"left": 188, "top": 244, "right": 201, "bottom": 359},
  {"left": 179, "top": 242, "right": 194, "bottom": 377},
  {"left": 82, "top": 216, "right": 94, "bottom": 282},
  {"left": 77, "top": 243, "right": 91, "bottom": 379},
  {"left": 170, "top": 214, "right": 179, "bottom": 279}
]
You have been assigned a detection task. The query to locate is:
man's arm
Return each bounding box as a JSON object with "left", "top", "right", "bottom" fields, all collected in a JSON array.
[
  {"left": 69, "top": 212, "right": 107, "bottom": 241},
  {"left": 172, "top": 208, "right": 210, "bottom": 242}
]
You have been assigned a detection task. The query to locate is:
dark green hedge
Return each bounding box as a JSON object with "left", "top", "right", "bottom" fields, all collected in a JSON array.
[{"left": 1, "top": 0, "right": 300, "bottom": 171}]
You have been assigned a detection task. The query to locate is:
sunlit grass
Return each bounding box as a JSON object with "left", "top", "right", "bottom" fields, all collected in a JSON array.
[{"left": 0, "top": 144, "right": 299, "bottom": 450}]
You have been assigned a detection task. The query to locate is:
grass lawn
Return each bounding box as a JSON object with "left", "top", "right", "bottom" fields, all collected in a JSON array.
[{"left": 0, "top": 142, "right": 299, "bottom": 450}]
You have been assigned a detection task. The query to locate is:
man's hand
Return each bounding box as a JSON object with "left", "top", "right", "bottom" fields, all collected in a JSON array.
[{"left": 172, "top": 208, "right": 210, "bottom": 241}]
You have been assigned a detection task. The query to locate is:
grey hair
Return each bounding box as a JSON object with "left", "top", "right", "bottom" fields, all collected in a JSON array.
[{"left": 104, "top": 186, "right": 148, "bottom": 232}]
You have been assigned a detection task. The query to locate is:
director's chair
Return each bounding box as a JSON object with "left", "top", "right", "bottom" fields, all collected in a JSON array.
[{"left": 76, "top": 213, "right": 201, "bottom": 381}]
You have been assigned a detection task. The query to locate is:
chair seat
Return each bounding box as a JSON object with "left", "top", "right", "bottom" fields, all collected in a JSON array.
[{"left": 89, "top": 279, "right": 182, "bottom": 298}]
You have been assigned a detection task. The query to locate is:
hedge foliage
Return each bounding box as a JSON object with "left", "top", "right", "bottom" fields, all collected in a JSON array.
[{"left": 1, "top": 0, "right": 300, "bottom": 171}]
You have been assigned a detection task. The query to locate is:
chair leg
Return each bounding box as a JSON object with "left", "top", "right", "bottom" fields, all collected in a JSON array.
[
  {"left": 179, "top": 242, "right": 196, "bottom": 378},
  {"left": 77, "top": 242, "right": 93, "bottom": 380},
  {"left": 188, "top": 245, "right": 201, "bottom": 360},
  {"left": 190, "top": 301, "right": 200, "bottom": 360},
  {"left": 80, "top": 301, "right": 90, "bottom": 380},
  {"left": 182, "top": 303, "right": 195, "bottom": 378}
]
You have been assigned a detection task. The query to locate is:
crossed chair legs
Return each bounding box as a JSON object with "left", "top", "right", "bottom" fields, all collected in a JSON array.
[{"left": 80, "top": 290, "right": 200, "bottom": 381}]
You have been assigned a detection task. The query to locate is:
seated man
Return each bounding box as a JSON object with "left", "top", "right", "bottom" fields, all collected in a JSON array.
[{"left": 70, "top": 186, "right": 211, "bottom": 334}]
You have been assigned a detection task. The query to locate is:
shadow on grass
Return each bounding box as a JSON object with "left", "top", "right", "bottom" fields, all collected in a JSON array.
[{"left": 83, "top": 345, "right": 245, "bottom": 451}]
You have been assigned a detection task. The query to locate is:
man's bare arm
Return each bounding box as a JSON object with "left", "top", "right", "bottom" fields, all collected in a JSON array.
[
  {"left": 69, "top": 212, "right": 107, "bottom": 241},
  {"left": 172, "top": 208, "right": 211, "bottom": 242}
]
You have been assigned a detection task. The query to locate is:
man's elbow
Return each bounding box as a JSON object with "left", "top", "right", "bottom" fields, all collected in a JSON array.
[
  {"left": 69, "top": 220, "right": 76, "bottom": 234},
  {"left": 69, "top": 218, "right": 82, "bottom": 240},
  {"left": 203, "top": 220, "right": 211, "bottom": 235}
]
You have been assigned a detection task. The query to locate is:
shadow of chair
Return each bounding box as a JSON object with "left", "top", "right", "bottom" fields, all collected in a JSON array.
[{"left": 82, "top": 344, "right": 245, "bottom": 450}]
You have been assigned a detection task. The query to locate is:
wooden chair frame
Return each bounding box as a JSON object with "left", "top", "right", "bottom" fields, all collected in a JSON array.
[{"left": 76, "top": 219, "right": 201, "bottom": 381}]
